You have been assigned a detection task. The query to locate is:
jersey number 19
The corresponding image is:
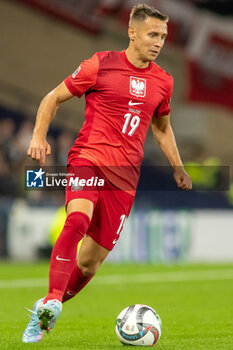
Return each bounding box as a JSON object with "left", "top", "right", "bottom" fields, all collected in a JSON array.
[{"left": 122, "top": 113, "right": 140, "bottom": 136}]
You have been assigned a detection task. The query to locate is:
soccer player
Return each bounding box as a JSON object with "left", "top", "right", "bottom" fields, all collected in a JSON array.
[{"left": 22, "top": 3, "right": 192, "bottom": 343}]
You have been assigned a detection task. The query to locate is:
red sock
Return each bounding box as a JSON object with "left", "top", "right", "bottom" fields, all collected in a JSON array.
[
  {"left": 62, "top": 264, "right": 93, "bottom": 303},
  {"left": 44, "top": 211, "right": 90, "bottom": 303}
]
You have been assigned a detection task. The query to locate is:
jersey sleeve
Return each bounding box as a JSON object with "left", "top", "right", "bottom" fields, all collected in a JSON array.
[
  {"left": 64, "top": 53, "right": 99, "bottom": 98},
  {"left": 154, "top": 75, "right": 173, "bottom": 118}
]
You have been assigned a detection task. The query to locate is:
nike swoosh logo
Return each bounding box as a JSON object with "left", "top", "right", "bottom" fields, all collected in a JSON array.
[
  {"left": 56, "top": 255, "right": 71, "bottom": 262},
  {"left": 67, "top": 291, "right": 77, "bottom": 296},
  {"left": 128, "top": 100, "right": 144, "bottom": 106},
  {"left": 112, "top": 239, "right": 118, "bottom": 245}
]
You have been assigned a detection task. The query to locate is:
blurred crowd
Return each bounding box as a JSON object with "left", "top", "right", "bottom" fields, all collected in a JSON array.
[
  {"left": 0, "top": 111, "right": 76, "bottom": 206},
  {"left": 187, "top": 0, "right": 233, "bottom": 15}
]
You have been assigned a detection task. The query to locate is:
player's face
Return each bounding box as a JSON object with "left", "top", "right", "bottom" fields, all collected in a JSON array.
[{"left": 130, "top": 17, "right": 168, "bottom": 62}]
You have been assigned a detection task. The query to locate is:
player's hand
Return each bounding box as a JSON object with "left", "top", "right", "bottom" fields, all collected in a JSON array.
[
  {"left": 27, "top": 136, "right": 51, "bottom": 166},
  {"left": 173, "top": 166, "right": 192, "bottom": 190}
]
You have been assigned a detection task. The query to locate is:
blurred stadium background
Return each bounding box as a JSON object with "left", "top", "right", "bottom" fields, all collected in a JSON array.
[{"left": 0, "top": 0, "right": 233, "bottom": 264}]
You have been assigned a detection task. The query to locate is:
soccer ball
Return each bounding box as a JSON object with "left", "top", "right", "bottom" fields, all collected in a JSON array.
[{"left": 115, "top": 304, "right": 162, "bottom": 346}]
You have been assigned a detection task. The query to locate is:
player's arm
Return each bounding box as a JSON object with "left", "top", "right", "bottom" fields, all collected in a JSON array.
[
  {"left": 28, "top": 82, "right": 73, "bottom": 166},
  {"left": 151, "top": 114, "right": 192, "bottom": 190}
]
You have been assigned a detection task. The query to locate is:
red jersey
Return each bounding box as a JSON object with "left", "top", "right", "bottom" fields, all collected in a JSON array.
[{"left": 64, "top": 50, "right": 173, "bottom": 194}]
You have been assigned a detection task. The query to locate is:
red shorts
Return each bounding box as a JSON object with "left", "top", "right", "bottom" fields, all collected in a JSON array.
[{"left": 65, "top": 158, "right": 134, "bottom": 251}]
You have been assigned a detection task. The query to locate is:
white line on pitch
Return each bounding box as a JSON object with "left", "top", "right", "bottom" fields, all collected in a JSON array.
[
  {"left": 94, "top": 269, "right": 233, "bottom": 285},
  {"left": 0, "top": 278, "right": 48, "bottom": 289},
  {"left": 0, "top": 269, "right": 232, "bottom": 289}
]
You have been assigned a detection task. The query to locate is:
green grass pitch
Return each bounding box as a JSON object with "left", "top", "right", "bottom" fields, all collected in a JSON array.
[{"left": 0, "top": 262, "right": 233, "bottom": 350}]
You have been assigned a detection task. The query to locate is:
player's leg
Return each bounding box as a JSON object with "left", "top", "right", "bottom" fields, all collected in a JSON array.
[
  {"left": 63, "top": 234, "right": 110, "bottom": 302},
  {"left": 22, "top": 198, "right": 94, "bottom": 342},
  {"left": 37, "top": 199, "right": 94, "bottom": 328},
  {"left": 45, "top": 198, "right": 93, "bottom": 301}
]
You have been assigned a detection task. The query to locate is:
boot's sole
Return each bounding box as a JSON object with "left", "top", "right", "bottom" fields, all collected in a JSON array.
[{"left": 37, "top": 308, "right": 54, "bottom": 332}]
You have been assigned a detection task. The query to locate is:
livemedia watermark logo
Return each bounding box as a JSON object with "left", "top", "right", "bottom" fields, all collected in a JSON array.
[{"left": 25, "top": 167, "right": 105, "bottom": 191}]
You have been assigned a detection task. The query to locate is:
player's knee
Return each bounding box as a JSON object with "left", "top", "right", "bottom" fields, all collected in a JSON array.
[{"left": 78, "top": 261, "right": 100, "bottom": 278}]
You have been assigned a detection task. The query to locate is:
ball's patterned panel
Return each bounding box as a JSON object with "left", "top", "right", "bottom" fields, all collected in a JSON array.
[
  {"left": 117, "top": 304, "right": 135, "bottom": 329},
  {"left": 149, "top": 326, "right": 160, "bottom": 345},
  {"left": 115, "top": 304, "right": 161, "bottom": 346}
]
